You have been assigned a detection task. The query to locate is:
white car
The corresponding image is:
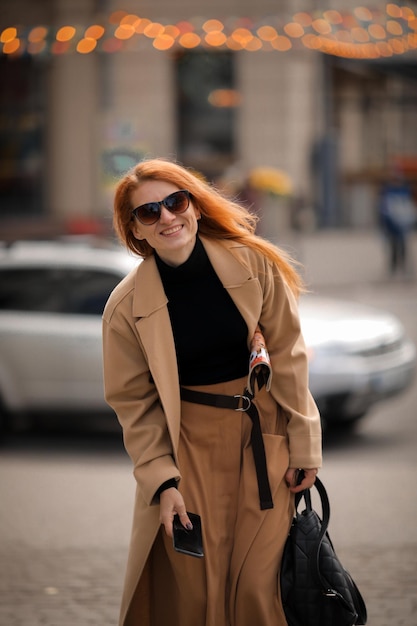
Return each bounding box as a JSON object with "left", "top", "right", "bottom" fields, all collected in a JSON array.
[
  {"left": 300, "top": 297, "right": 416, "bottom": 425},
  {"left": 0, "top": 239, "right": 138, "bottom": 432},
  {"left": 0, "top": 239, "right": 415, "bottom": 432}
]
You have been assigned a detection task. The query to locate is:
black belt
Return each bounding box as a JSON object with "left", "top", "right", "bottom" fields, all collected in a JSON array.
[{"left": 180, "top": 387, "right": 273, "bottom": 510}]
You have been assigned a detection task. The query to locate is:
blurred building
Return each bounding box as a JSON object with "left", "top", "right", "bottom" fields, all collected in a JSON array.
[{"left": 1, "top": 0, "right": 417, "bottom": 237}]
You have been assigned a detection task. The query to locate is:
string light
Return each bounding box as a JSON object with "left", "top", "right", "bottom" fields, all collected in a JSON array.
[
  {"left": 205, "top": 31, "right": 227, "bottom": 47},
  {"left": 1, "top": 27, "right": 17, "bottom": 42},
  {"left": 3, "top": 38, "right": 20, "bottom": 54},
  {"left": 2, "top": 5, "right": 417, "bottom": 59},
  {"left": 257, "top": 25, "right": 278, "bottom": 42},
  {"left": 284, "top": 23, "right": 305, "bottom": 38},
  {"left": 293, "top": 12, "right": 313, "bottom": 27},
  {"left": 203, "top": 19, "right": 224, "bottom": 32},
  {"left": 85, "top": 25, "right": 105, "bottom": 40},
  {"left": 56, "top": 26, "right": 76, "bottom": 42},
  {"left": 153, "top": 34, "right": 175, "bottom": 50},
  {"left": 114, "top": 24, "right": 135, "bottom": 40},
  {"left": 76, "top": 37, "right": 97, "bottom": 54},
  {"left": 28, "top": 26, "right": 48, "bottom": 43},
  {"left": 179, "top": 32, "right": 201, "bottom": 48}
]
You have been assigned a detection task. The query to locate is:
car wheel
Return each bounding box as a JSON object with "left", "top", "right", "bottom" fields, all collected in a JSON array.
[
  {"left": 0, "top": 401, "right": 11, "bottom": 440},
  {"left": 325, "top": 412, "right": 366, "bottom": 431}
]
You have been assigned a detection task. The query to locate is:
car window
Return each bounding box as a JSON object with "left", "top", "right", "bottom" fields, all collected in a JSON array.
[
  {"left": 0, "top": 268, "right": 65, "bottom": 312},
  {"left": 0, "top": 267, "right": 121, "bottom": 315},
  {"left": 64, "top": 269, "right": 121, "bottom": 315}
]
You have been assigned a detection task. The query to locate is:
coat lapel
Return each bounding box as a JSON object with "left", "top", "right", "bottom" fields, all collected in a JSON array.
[
  {"left": 202, "top": 237, "right": 263, "bottom": 342},
  {"left": 132, "top": 258, "right": 182, "bottom": 452}
]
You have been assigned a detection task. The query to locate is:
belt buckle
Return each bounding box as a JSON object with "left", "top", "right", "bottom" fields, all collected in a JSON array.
[{"left": 234, "top": 394, "right": 251, "bottom": 412}]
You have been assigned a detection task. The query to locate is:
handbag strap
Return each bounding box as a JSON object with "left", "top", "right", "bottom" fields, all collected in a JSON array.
[
  {"left": 295, "top": 477, "right": 331, "bottom": 574},
  {"left": 297, "top": 478, "right": 355, "bottom": 599},
  {"left": 295, "top": 476, "right": 330, "bottom": 540}
]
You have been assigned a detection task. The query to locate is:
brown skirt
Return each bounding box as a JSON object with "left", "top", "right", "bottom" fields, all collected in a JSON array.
[{"left": 149, "top": 377, "right": 292, "bottom": 626}]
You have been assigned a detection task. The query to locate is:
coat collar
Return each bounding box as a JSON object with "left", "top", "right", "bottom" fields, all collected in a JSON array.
[{"left": 132, "top": 236, "right": 253, "bottom": 318}]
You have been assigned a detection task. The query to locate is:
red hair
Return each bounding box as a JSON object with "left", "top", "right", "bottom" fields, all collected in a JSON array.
[{"left": 113, "top": 158, "right": 304, "bottom": 296}]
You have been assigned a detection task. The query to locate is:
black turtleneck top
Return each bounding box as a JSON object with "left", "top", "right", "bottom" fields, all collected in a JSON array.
[{"left": 155, "top": 237, "right": 249, "bottom": 386}]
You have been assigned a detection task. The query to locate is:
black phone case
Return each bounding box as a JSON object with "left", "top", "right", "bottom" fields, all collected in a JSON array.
[
  {"left": 295, "top": 468, "right": 305, "bottom": 486},
  {"left": 172, "top": 512, "right": 204, "bottom": 558}
]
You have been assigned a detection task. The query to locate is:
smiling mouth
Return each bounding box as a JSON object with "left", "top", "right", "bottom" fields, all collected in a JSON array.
[{"left": 161, "top": 225, "right": 183, "bottom": 236}]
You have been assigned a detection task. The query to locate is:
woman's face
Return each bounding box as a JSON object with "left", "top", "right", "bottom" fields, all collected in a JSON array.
[{"left": 130, "top": 179, "right": 200, "bottom": 267}]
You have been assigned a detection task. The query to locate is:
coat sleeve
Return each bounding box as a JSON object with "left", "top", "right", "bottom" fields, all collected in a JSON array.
[
  {"left": 257, "top": 257, "right": 322, "bottom": 470},
  {"left": 102, "top": 300, "right": 181, "bottom": 506}
]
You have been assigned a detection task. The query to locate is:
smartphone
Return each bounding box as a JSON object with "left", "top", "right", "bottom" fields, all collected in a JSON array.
[
  {"left": 172, "top": 512, "right": 204, "bottom": 558},
  {"left": 294, "top": 468, "right": 305, "bottom": 486}
]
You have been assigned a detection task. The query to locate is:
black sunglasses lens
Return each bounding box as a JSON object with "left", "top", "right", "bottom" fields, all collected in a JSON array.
[
  {"left": 164, "top": 191, "right": 189, "bottom": 212},
  {"left": 137, "top": 203, "right": 161, "bottom": 224}
]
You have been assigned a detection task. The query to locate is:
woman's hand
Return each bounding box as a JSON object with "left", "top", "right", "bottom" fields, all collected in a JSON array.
[
  {"left": 159, "top": 488, "right": 193, "bottom": 537},
  {"left": 285, "top": 468, "right": 318, "bottom": 493}
]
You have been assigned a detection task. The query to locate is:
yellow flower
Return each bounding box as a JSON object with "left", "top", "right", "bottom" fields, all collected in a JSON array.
[{"left": 248, "top": 167, "right": 293, "bottom": 197}]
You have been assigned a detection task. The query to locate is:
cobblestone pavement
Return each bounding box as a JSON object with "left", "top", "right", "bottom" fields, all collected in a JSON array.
[
  {"left": 0, "top": 545, "right": 124, "bottom": 626},
  {"left": 1, "top": 543, "right": 416, "bottom": 625}
]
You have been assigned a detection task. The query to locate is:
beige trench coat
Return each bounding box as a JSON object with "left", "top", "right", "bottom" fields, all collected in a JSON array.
[{"left": 102, "top": 236, "right": 322, "bottom": 626}]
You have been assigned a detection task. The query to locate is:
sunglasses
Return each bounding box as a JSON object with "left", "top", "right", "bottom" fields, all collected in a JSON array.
[{"left": 132, "top": 189, "right": 191, "bottom": 225}]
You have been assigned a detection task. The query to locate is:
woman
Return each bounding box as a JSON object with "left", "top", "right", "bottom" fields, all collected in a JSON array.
[{"left": 102, "top": 157, "right": 322, "bottom": 626}]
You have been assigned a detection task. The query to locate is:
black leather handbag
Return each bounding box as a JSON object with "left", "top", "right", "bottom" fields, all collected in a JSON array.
[{"left": 280, "top": 476, "right": 367, "bottom": 626}]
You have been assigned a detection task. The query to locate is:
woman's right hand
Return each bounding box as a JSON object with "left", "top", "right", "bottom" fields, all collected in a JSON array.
[
  {"left": 159, "top": 488, "right": 193, "bottom": 537},
  {"left": 285, "top": 467, "right": 318, "bottom": 493}
]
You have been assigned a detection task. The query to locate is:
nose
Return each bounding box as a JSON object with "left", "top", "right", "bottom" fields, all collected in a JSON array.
[{"left": 159, "top": 205, "right": 176, "bottom": 224}]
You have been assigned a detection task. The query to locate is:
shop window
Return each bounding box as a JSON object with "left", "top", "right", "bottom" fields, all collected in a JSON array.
[
  {"left": 0, "top": 56, "right": 45, "bottom": 217},
  {"left": 176, "top": 51, "right": 238, "bottom": 180}
]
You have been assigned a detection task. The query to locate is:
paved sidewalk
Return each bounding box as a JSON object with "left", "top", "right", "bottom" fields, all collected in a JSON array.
[
  {"left": 1, "top": 543, "right": 416, "bottom": 625},
  {"left": 278, "top": 229, "right": 417, "bottom": 288},
  {"left": 0, "top": 546, "right": 124, "bottom": 626}
]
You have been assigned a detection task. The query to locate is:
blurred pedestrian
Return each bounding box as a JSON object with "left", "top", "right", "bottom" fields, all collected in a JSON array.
[
  {"left": 379, "top": 171, "right": 416, "bottom": 277},
  {"left": 102, "top": 158, "right": 322, "bottom": 626}
]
